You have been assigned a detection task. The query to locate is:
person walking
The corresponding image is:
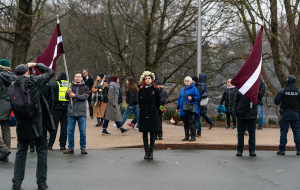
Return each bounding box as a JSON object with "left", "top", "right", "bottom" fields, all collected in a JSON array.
[
  {"left": 155, "top": 80, "right": 167, "bottom": 140},
  {"left": 12, "top": 62, "right": 55, "bottom": 190},
  {"left": 198, "top": 73, "right": 214, "bottom": 129},
  {"left": 48, "top": 72, "right": 70, "bottom": 150},
  {"left": 176, "top": 76, "right": 200, "bottom": 142},
  {"left": 139, "top": 71, "right": 160, "bottom": 160},
  {"left": 274, "top": 75, "right": 300, "bottom": 156},
  {"left": 63, "top": 72, "right": 90, "bottom": 155},
  {"left": 192, "top": 76, "right": 202, "bottom": 137},
  {"left": 83, "top": 69, "right": 94, "bottom": 119},
  {"left": 101, "top": 75, "right": 128, "bottom": 135},
  {"left": 119, "top": 76, "right": 139, "bottom": 129},
  {"left": 233, "top": 92, "right": 257, "bottom": 157},
  {"left": 0, "top": 59, "right": 15, "bottom": 162},
  {"left": 92, "top": 74, "right": 107, "bottom": 127},
  {"left": 257, "top": 80, "right": 265, "bottom": 129},
  {"left": 220, "top": 79, "right": 237, "bottom": 129}
]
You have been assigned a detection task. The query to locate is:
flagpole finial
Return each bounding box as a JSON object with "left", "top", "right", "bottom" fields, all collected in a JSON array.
[{"left": 57, "top": 15, "right": 60, "bottom": 24}]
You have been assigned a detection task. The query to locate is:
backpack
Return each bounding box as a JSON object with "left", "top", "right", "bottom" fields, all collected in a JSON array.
[
  {"left": 102, "top": 86, "right": 109, "bottom": 103},
  {"left": 10, "top": 78, "right": 36, "bottom": 120}
]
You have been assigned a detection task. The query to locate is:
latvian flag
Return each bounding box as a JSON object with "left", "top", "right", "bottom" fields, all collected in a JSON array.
[
  {"left": 36, "top": 22, "right": 64, "bottom": 75},
  {"left": 231, "top": 26, "right": 263, "bottom": 105}
]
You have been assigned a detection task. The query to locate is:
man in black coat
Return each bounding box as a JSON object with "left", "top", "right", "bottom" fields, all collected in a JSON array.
[
  {"left": 12, "top": 62, "right": 55, "bottom": 190},
  {"left": 233, "top": 92, "right": 257, "bottom": 157},
  {"left": 257, "top": 80, "right": 266, "bottom": 129},
  {"left": 83, "top": 69, "right": 94, "bottom": 119},
  {"left": 192, "top": 76, "right": 202, "bottom": 136}
]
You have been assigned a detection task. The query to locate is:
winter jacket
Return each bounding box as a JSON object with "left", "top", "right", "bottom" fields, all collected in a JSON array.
[
  {"left": 274, "top": 83, "right": 300, "bottom": 113},
  {"left": 66, "top": 81, "right": 90, "bottom": 117},
  {"left": 52, "top": 72, "right": 69, "bottom": 110},
  {"left": 15, "top": 63, "right": 55, "bottom": 141},
  {"left": 258, "top": 80, "right": 266, "bottom": 105},
  {"left": 126, "top": 88, "right": 138, "bottom": 106},
  {"left": 198, "top": 73, "right": 208, "bottom": 98},
  {"left": 194, "top": 83, "right": 203, "bottom": 107},
  {"left": 158, "top": 87, "right": 168, "bottom": 113},
  {"left": 220, "top": 87, "right": 237, "bottom": 113},
  {"left": 0, "top": 69, "right": 16, "bottom": 120},
  {"left": 233, "top": 92, "right": 257, "bottom": 120},
  {"left": 104, "top": 81, "right": 123, "bottom": 121},
  {"left": 83, "top": 75, "right": 94, "bottom": 92},
  {"left": 138, "top": 86, "right": 160, "bottom": 132},
  {"left": 177, "top": 83, "right": 201, "bottom": 118}
]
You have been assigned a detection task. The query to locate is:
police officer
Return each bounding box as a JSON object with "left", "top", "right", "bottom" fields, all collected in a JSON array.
[
  {"left": 274, "top": 75, "right": 300, "bottom": 155},
  {"left": 48, "top": 72, "right": 70, "bottom": 150}
]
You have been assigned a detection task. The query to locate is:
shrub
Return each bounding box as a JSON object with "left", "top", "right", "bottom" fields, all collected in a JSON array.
[
  {"left": 163, "top": 110, "right": 182, "bottom": 121},
  {"left": 268, "top": 119, "right": 277, "bottom": 125}
]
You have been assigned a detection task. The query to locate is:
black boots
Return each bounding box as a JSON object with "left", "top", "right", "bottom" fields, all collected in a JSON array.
[
  {"left": 96, "top": 118, "right": 101, "bottom": 127},
  {"left": 182, "top": 126, "right": 189, "bottom": 141},
  {"left": 143, "top": 132, "right": 155, "bottom": 160}
]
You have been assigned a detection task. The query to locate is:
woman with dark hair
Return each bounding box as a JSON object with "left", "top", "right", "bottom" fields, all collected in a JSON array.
[
  {"left": 92, "top": 74, "right": 107, "bottom": 126},
  {"left": 102, "top": 75, "right": 128, "bottom": 135},
  {"left": 138, "top": 71, "right": 160, "bottom": 160},
  {"left": 120, "top": 76, "right": 139, "bottom": 128}
]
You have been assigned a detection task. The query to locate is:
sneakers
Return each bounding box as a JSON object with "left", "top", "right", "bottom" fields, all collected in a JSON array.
[
  {"left": 12, "top": 184, "right": 21, "bottom": 190},
  {"left": 63, "top": 149, "right": 74, "bottom": 154},
  {"left": 60, "top": 147, "right": 66, "bottom": 151},
  {"left": 0, "top": 149, "right": 11, "bottom": 161},
  {"left": 257, "top": 125, "right": 263, "bottom": 130},
  {"left": 249, "top": 152, "right": 256, "bottom": 157},
  {"left": 0, "top": 156, "right": 9, "bottom": 162},
  {"left": 127, "top": 123, "right": 135, "bottom": 128},
  {"left": 121, "top": 128, "right": 129, "bottom": 134},
  {"left": 277, "top": 151, "right": 285, "bottom": 155},
  {"left": 236, "top": 151, "right": 242, "bottom": 156},
  {"left": 81, "top": 149, "right": 88, "bottom": 154},
  {"left": 38, "top": 183, "right": 48, "bottom": 190},
  {"left": 209, "top": 122, "right": 214, "bottom": 129},
  {"left": 102, "top": 131, "right": 111, "bottom": 135}
]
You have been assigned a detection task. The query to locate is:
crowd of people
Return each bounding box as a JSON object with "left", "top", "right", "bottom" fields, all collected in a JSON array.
[{"left": 1, "top": 58, "right": 300, "bottom": 189}]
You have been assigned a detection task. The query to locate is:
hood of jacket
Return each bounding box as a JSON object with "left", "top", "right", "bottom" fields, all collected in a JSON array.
[
  {"left": 0, "top": 70, "right": 14, "bottom": 86},
  {"left": 57, "top": 72, "right": 67, "bottom": 81},
  {"left": 185, "top": 82, "right": 195, "bottom": 90},
  {"left": 198, "top": 73, "right": 207, "bottom": 83}
]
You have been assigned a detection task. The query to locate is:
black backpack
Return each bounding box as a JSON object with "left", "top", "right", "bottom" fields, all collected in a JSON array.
[
  {"left": 102, "top": 86, "right": 109, "bottom": 103},
  {"left": 10, "top": 77, "right": 36, "bottom": 120}
]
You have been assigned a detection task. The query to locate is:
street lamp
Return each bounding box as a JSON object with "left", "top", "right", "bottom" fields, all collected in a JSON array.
[{"left": 197, "top": 0, "right": 202, "bottom": 76}]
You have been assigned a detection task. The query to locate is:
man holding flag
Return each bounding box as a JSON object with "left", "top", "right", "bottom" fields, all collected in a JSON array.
[{"left": 231, "top": 27, "right": 264, "bottom": 157}]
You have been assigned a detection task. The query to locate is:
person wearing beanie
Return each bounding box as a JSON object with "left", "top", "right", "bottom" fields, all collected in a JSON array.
[
  {"left": 274, "top": 75, "right": 300, "bottom": 156},
  {"left": 91, "top": 74, "right": 107, "bottom": 127},
  {"left": 0, "top": 59, "right": 16, "bottom": 163},
  {"left": 102, "top": 75, "right": 129, "bottom": 135},
  {"left": 12, "top": 62, "right": 54, "bottom": 190}
]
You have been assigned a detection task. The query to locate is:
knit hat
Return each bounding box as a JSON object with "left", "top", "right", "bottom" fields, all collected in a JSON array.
[
  {"left": 287, "top": 75, "right": 296, "bottom": 84},
  {"left": 192, "top": 76, "right": 198, "bottom": 83},
  {"left": 98, "top": 74, "right": 104, "bottom": 79},
  {"left": 110, "top": 75, "right": 119, "bottom": 82},
  {"left": 0, "top": 59, "right": 11, "bottom": 69},
  {"left": 15, "top": 64, "right": 29, "bottom": 75}
]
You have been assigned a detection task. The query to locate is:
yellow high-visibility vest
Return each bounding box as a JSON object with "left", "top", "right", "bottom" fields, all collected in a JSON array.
[{"left": 57, "top": 80, "right": 70, "bottom": 101}]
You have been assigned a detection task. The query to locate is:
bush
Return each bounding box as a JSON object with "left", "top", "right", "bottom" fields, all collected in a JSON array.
[
  {"left": 163, "top": 110, "right": 182, "bottom": 121},
  {"left": 268, "top": 119, "right": 277, "bottom": 125}
]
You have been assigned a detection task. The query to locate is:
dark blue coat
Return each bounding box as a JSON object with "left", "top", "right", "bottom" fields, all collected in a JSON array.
[
  {"left": 177, "top": 83, "right": 200, "bottom": 117},
  {"left": 198, "top": 73, "right": 208, "bottom": 98}
]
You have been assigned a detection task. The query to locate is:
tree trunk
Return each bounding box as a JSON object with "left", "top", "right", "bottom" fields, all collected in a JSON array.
[{"left": 11, "top": 0, "right": 33, "bottom": 71}]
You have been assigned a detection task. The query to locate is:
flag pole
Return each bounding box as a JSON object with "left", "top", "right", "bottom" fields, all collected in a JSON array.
[{"left": 57, "top": 15, "right": 73, "bottom": 107}]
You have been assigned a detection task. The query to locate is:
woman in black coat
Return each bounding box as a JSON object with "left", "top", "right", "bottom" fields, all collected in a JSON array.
[
  {"left": 220, "top": 79, "right": 237, "bottom": 129},
  {"left": 138, "top": 71, "right": 160, "bottom": 160},
  {"left": 233, "top": 92, "right": 257, "bottom": 157}
]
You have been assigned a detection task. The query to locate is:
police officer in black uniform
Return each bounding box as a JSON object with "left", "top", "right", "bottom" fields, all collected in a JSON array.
[{"left": 274, "top": 75, "right": 300, "bottom": 155}]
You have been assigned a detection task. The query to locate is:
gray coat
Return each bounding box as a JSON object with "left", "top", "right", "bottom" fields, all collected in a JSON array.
[
  {"left": 0, "top": 69, "right": 16, "bottom": 120},
  {"left": 104, "top": 82, "right": 122, "bottom": 121},
  {"left": 66, "top": 81, "right": 90, "bottom": 117}
]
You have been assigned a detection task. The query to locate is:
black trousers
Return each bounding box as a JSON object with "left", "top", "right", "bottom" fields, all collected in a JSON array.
[
  {"left": 143, "top": 132, "right": 156, "bottom": 151},
  {"left": 88, "top": 95, "right": 93, "bottom": 118},
  {"left": 157, "top": 112, "right": 163, "bottom": 138},
  {"left": 48, "top": 108, "right": 68, "bottom": 148},
  {"left": 12, "top": 134, "right": 48, "bottom": 186},
  {"left": 226, "top": 112, "right": 236, "bottom": 127},
  {"left": 181, "top": 114, "right": 196, "bottom": 137}
]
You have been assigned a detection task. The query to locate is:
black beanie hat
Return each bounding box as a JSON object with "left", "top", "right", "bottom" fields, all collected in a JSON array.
[
  {"left": 192, "top": 76, "right": 198, "bottom": 83},
  {"left": 287, "top": 75, "right": 296, "bottom": 84},
  {"left": 98, "top": 74, "right": 104, "bottom": 79},
  {"left": 15, "top": 64, "right": 29, "bottom": 75}
]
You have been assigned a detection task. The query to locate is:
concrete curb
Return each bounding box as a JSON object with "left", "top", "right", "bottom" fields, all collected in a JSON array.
[{"left": 117, "top": 143, "right": 296, "bottom": 151}]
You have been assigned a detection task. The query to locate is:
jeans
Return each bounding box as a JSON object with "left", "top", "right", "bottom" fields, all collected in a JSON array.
[
  {"left": 67, "top": 116, "right": 86, "bottom": 150},
  {"left": 201, "top": 114, "right": 213, "bottom": 124},
  {"left": 12, "top": 134, "right": 48, "bottom": 186},
  {"left": 279, "top": 111, "right": 300, "bottom": 152},
  {"left": 120, "top": 105, "right": 139, "bottom": 127},
  {"left": 195, "top": 114, "right": 201, "bottom": 135},
  {"left": 257, "top": 104, "right": 263, "bottom": 126},
  {"left": 237, "top": 119, "right": 256, "bottom": 153}
]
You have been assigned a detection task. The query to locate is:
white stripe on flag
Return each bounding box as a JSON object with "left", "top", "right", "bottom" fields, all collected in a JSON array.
[
  {"left": 49, "top": 36, "right": 63, "bottom": 69},
  {"left": 239, "top": 57, "right": 262, "bottom": 95}
]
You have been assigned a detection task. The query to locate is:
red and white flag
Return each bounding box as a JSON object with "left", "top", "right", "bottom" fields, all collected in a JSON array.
[
  {"left": 36, "top": 22, "right": 64, "bottom": 75},
  {"left": 231, "top": 26, "right": 263, "bottom": 105}
]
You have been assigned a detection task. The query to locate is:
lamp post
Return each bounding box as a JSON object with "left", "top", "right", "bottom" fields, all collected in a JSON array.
[{"left": 197, "top": 0, "right": 202, "bottom": 76}]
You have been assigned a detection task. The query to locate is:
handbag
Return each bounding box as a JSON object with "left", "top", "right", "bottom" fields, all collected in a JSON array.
[{"left": 182, "top": 89, "right": 196, "bottom": 113}]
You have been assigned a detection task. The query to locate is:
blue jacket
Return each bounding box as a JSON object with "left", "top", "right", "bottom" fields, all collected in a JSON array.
[
  {"left": 199, "top": 73, "right": 208, "bottom": 98},
  {"left": 177, "top": 83, "right": 201, "bottom": 117}
]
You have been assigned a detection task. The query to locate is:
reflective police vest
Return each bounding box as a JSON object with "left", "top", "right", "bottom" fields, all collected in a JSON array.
[
  {"left": 281, "top": 87, "right": 300, "bottom": 112},
  {"left": 57, "top": 80, "right": 70, "bottom": 102}
]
